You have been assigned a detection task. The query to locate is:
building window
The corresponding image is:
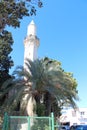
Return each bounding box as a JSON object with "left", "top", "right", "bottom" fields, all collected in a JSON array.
[{"left": 80, "top": 111, "right": 85, "bottom": 115}]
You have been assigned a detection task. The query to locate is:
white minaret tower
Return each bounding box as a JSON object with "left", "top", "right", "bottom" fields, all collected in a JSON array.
[{"left": 24, "top": 20, "right": 39, "bottom": 69}]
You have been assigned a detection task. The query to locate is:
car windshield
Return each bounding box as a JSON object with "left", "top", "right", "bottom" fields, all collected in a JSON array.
[{"left": 76, "top": 125, "right": 87, "bottom": 130}]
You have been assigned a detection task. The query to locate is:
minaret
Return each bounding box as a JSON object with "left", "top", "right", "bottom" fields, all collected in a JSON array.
[{"left": 24, "top": 20, "right": 39, "bottom": 69}]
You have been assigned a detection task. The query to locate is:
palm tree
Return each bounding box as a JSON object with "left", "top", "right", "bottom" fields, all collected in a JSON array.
[{"left": 0, "top": 57, "right": 79, "bottom": 116}]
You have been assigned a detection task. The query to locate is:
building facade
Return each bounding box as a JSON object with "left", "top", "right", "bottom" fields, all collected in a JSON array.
[{"left": 60, "top": 107, "right": 87, "bottom": 126}]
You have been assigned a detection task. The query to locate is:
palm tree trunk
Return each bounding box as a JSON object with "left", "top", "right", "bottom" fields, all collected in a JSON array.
[
  {"left": 20, "top": 94, "right": 36, "bottom": 116},
  {"left": 26, "top": 95, "right": 36, "bottom": 116},
  {"left": 45, "top": 92, "right": 51, "bottom": 116}
]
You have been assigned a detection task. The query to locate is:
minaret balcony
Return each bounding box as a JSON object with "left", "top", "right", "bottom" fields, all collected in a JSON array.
[{"left": 24, "top": 35, "right": 39, "bottom": 46}]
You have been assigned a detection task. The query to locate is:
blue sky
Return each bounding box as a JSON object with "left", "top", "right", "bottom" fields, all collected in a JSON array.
[{"left": 9, "top": 0, "right": 87, "bottom": 108}]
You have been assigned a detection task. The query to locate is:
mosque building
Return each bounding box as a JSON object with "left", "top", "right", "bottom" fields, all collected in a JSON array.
[{"left": 23, "top": 20, "right": 87, "bottom": 127}]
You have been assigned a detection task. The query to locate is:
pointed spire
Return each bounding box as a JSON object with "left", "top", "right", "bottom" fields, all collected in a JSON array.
[{"left": 27, "top": 20, "right": 36, "bottom": 36}]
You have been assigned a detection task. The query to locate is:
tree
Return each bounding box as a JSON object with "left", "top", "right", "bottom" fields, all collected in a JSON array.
[
  {"left": 0, "top": 57, "right": 79, "bottom": 116},
  {"left": 0, "top": 31, "right": 14, "bottom": 87},
  {"left": 0, "top": 0, "right": 43, "bottom": 32},
  {"left": 0, "top": 0, "right": 43, "bottom": 87}
]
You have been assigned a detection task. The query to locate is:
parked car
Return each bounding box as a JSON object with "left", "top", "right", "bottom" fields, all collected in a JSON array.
[
  {"left": 70, "top": 125, "right": 87, "bottom": 130},
  {"left": 59, "top": 125, "right": 70, "bottom": 130}
]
